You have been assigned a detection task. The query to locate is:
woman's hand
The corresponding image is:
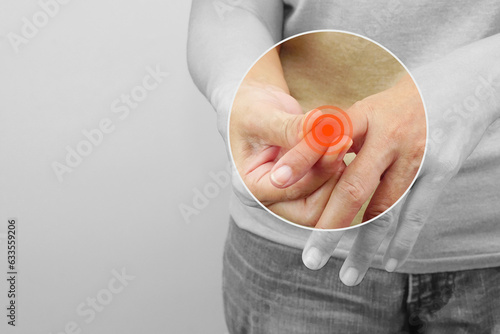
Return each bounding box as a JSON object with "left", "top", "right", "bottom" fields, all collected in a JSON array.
[
  {"left": 302, "top": 33, "right": 500, "bottom": 286},
  {"left": 230, "top": 79, "right": 351, "bottom": 226},
  {"left": 276, "top": 74, "right": 426, "bottom": 229}
]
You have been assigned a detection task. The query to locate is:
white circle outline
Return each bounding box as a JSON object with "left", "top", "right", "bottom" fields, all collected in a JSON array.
[{"left": 226, "top": 29, "right": 429, "bottom": 232}]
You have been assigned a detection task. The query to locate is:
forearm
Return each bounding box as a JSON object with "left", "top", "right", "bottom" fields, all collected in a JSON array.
[{"left": 187, "top": 0, "right": 284, "bottom": 136}]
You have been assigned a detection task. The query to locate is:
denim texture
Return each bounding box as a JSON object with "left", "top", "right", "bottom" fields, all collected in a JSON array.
[{"left": 223, "top": 219, "right": 500, "bottom": 334}]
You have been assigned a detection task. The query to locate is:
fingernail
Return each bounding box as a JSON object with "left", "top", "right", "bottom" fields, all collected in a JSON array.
[
  {"left": 341, "top": 267, "right": 359, "bottom": 286},
  {"left": 385, "top": 258, "right": 398, "bottom": 272},
  {"left": 336, "top": 150, "right": 347, "bottom": 162},
  {"left": 336, "top": 138, "right": 352, "bottom": 162},
  {"left": 271, "top": 165, "right": 292, "bottom": 186},
  {"left": 303, "top": 247, "right": 322, "bottom": 270}
]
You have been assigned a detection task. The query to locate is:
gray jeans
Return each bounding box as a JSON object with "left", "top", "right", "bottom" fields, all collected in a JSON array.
[{"left": 223, "top": 218, "right": 500, "bottom": 334}]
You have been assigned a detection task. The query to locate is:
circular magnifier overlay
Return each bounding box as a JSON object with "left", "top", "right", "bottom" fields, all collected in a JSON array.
[{"left": 228, "top": 30, "right": 427, "bottom": 231}]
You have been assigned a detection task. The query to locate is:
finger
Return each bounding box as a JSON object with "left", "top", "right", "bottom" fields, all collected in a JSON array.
[
  {"left": 247, "top": 132, "right": 350, "bottom": 204},
  {"left": 382, "top": 174, "right": 447, "bottom": 272},
  {"left": 315, "top": 138, "right": 352, "bottom": 175},
  {"left": 246, "top": 153, "right": 344, "bottom": 204},
  {"left": 269, "top": 135, "right": 352, "bottom": 188},
  {"left": 269, "top": 103, "right": 367, "bottom": 188},
  {"left": 252, "top": 107, "right": 319, "bottom": 150},
  {"left": 338, "top": 198, "right": 405, "bottom": 286},
  {"left": 362, "top": 156, "right": 419, "bottom": 222},
  {"left": 230, "top": 164, "right": 263, "bottom": 208},
  {"left": 277, "top": 141, "right": 351, "bottom": 203},
  {"left": 264, "top": 109, "right": 304, "bottom": 149},
  {"left": 302, "top": 229, "right": 344, "bottom": 270},
  {"left": 315, "top": 139, "right": 394, "bottom": 229},
  {"left": 268, "top": 160, "right": 346, "bottom": 227},
  {"left": 246, "top": 103, "right": 363, "bottom": 203}
]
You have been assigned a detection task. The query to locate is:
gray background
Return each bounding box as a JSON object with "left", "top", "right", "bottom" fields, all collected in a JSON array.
[{"left": 0, "top": 1, "right": 230, "bottom": 333}]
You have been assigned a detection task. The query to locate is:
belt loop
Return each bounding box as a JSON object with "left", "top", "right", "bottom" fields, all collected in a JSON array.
[{"left": 406, "top": 273, "right": 414, "bottom": 305}]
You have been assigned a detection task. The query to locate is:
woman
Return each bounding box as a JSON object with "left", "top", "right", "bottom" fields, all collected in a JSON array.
[{"left": 187, "top": 1, "right": 500, "bottom": 332}]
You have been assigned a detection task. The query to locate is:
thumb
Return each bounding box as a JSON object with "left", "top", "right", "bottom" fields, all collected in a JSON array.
[
  {"left": 269, "top": 104, "right": 363, "bottom": 189},
  {"left": 258, "top": 108, "right": 310, "bottom": 150}
]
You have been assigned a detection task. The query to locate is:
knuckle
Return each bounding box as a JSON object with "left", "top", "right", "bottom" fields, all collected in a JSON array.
[
  {"left": 280, "top": 117, "right": 291, "bottom": 147},
  {"left": 292, "top": 148, "right": 314, "bottom": 168},
  {"left": 428, "top": 154, "right": 461, "bottom": 184},
  {"left": 283, "top": 185, "right": 305, "bottom": 201},
  {"left": 266, "top": 112, "right": 282, "bottom": 137},
  {"left": 391, "top": 236, "right": 414, "bottom": 251},
  {"left": 280, "top": 115, "right": 300, "bottom": 148},
  {"left": 365, "top": 202, "right": 392, "bottom": 221},
  {"left": 316, "top": 231, "right": 342, "bottom": 247},
  {"left": 338, "top": 176, "right": 367, "bottom": 206},
  {"left": 406, "top": 139, "right": 426, "bottom": 171},
  {"left": 352, "top": 100, "right": 374, "bottom": 115},
  {"left": 404, "top": 211, "right": 427, "bottom": 229},
  {"left": 414, "top": 136, "right": 427, "bottom": 160},
  {"left": 371, "top": 211, "right": 395, "bottom": 229}
]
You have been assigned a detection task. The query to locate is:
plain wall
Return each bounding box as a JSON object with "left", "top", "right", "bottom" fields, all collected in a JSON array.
[{"left": 0, "top": 1, "right": 230, "bottom": 333}]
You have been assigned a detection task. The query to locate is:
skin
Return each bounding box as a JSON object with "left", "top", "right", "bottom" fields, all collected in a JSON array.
[
  {"left": 230, "top": 37, "right": 418, "bottom": 229},
  {"left": 187, "top": 0, "right": 500, "bottom": 286},
  {"left": 277, "top": 73, "right": 426, "bottom": 229},
  {"left": 303, "top": 34, "right": 500, "bottom": 286},
  {"left": 231, "top": 37, "right": 427, "bottom": 287},
  {"left": 230, "top": 48, "right": 352, "bottom": 226}
]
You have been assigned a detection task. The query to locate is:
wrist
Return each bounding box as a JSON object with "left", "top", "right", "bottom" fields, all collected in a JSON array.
[{"left": 245, "top": 47, "right": 290, "bottom": 94}]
